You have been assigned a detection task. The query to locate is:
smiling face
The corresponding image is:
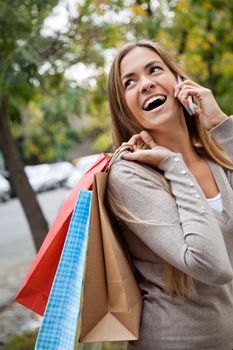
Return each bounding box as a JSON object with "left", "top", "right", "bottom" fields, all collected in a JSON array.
[{"left": 120, "top": 46, "right": 183, "bottom": 132}]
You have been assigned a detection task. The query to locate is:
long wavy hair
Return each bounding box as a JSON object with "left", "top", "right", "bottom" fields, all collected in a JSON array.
[{"left": 107, "top": 39, "right": 233, "bottom": 298}]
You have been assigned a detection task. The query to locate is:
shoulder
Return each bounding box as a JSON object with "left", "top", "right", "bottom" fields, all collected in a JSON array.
[{"left": 107, "top": 158, "right": 169, "bottom": 193}]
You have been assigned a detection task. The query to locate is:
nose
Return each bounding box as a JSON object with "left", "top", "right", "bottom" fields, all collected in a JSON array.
[{"left": 139, "top": 76, "right": 156, "bottom": 94}]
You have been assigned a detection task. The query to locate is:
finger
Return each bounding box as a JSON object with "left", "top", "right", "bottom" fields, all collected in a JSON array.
[
  {"left": 122, "top": 151, "right": 141, "bottom": 161},
  {"left": 120, "top": 135, "right": 141, "bottom": 152},
  {"left": 140, "top": 131, "right": 157, "bottom": 149},
  {"left": 174, "top": 80, "right": 200, "bottom": 97},
  {"left": 177, "top": 83, "right": 211, "bottom": 102},
  {"left": 177, "top": 87, "right": 203, "bottom": 103},
  {"left": 179, "top": 79, "right": 200, "bottom": 86},
  {"left": 128, "top": 134, "right": 141, "bottom": 145}
]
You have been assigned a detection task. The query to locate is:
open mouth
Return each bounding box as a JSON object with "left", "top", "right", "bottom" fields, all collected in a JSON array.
[{"left": 143, "top": 95, "right": 167, "bottom": 111}]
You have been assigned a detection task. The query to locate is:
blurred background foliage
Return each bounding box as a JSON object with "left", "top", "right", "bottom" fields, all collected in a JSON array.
[{"left": 1, "top": 0, "right": 233, "bottom": 163}]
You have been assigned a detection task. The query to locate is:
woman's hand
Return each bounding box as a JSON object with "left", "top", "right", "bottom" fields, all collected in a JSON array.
[
  {"left": 174, "top": 79, "right": 228, "bottom": 130},
  {"left": 122, "top": 131, "right": 175, "bottom": 167}
]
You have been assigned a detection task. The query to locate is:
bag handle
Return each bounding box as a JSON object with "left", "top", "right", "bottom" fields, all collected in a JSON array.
[{"left": 106, "top": 143, "right": 133, "bottom": 171}]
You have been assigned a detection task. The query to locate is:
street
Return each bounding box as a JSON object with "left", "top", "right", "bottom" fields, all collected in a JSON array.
[{"left": 0, "top": 188, "right": 69, "bottom": 345}]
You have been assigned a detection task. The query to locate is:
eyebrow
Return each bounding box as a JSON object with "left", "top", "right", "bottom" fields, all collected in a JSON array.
[{"left": 121, "top": 60, "right": 163, "bottom": 81}]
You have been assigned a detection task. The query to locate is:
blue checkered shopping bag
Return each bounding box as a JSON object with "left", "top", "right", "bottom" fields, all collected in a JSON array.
[{"left": 35, "top": 189, "right": 92, "bottom": 350}]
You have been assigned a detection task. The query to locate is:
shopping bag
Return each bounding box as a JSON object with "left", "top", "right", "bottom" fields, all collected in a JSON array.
[
  {"left": 15, "top": 153, "right": 110, "bottom": 316},
  {"left": 35, "top": 189, "right": 92, "bottom": 350},
  {"left": 78, "top": 170, "right": 142, "bottom": 343}
]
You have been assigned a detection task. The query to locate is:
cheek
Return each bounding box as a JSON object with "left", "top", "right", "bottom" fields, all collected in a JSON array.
[
  {"left": 158, "top": 74, "right": 176, "bottom": 89},
  {"left": 166, "top": 77, "right": 176, "bottom": 92},
  {"left": 125, "top": 91, "right": 138, "bottom": 112}
]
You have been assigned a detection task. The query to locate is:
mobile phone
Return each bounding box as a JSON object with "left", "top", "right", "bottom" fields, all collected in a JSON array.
[{"left": 176, "top": 75, "right": 195, "bottom": 116}]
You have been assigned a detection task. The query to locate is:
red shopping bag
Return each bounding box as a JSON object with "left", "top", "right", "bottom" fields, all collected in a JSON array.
[{"left": 15, "top": 153, "right": 110, "bottom": 316}]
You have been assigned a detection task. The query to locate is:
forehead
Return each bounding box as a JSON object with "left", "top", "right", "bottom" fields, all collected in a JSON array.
[{"left": 120, "top": 46, "right": 164, "bottom": 77}]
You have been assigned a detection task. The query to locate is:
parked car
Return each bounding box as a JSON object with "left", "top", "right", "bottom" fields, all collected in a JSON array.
[
  {"left": 65, "top": 154, "right": 100, "bottom": 189},
  {"left": 25, "top": 164, "right": 51, "bottom": 193},
  {"left": 0, "top": 174, "right": 11, "bottom": 202},
  {"left": 49, "top": 162, "right": 74, "bottom": 187},
  {"left": 25, "top": 162, "right": 74, "bottom": 193}
]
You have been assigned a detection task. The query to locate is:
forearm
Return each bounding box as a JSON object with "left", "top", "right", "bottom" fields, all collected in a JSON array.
[{"left": 158, "top": 154, "right": 233, "bottom": 284}]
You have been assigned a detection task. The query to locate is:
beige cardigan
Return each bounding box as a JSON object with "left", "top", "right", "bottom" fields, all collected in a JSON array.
[{"left": 106, "top": 116, "right": 233, "bottom": 350}]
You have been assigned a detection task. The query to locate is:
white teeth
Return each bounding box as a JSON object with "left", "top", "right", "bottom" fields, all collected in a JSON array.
[{"left": 143, "top": 95, "right": 166, "bottom": 110}]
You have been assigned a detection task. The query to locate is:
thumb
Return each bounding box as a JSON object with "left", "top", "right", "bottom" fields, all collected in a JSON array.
[{"left": 122, "top": 151, "right": 138, "bottom": 160}]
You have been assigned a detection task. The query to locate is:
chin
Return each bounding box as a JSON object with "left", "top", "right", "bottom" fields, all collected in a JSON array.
[{"left": 141, "top": 111, "right": 173, "bottom": 128}]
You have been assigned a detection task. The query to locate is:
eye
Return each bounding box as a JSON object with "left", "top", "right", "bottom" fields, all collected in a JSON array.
[
  {"left": 124, "top": 78, "right": 135, "bottom": 89},
  {"left": 150, "top": 66, "right": 162, "bottom": 74}
]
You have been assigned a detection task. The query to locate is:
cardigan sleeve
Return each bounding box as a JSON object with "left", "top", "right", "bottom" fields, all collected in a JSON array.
[
  {"left": 107, "top": 157, "right": 233, "bottom": 286},
  {"left": 209, "top": 115, "right": 233, "bottom": 187},
  {"left": 209, "top": 116, "right": 233, "bottom": 159}
]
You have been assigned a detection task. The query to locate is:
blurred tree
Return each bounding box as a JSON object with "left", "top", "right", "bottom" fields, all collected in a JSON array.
[
  {"left": 0, "top": 0, "right": 64, "bottom": 250},
  {"left": 12, "top": 80, "right": 86, "bottom": 163},
  {"left": 167, "top": 0, "right": 233, "bottom": 115}
]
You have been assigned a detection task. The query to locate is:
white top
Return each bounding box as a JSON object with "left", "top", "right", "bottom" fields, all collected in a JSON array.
[{"left": 206, "top": 192, "right": 223, "bottom": 212}]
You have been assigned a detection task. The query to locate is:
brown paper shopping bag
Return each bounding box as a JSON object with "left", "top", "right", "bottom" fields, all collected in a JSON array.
[{"left": 78, "top": 171, "right": 142, "bottom": 343}]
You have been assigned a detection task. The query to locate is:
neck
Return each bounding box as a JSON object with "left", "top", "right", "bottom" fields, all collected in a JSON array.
[{"left": 149, "top": 118, "right": 200, "bottom": 167}]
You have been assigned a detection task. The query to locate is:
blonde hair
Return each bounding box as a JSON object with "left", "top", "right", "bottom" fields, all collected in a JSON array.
[{"left": 107, "top": 39, "right": 233, "bottom": 298}]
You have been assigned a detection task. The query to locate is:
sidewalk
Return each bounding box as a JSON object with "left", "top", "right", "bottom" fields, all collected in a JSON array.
[
  {"left": 0, "top": 302, "right": 42, "bottom": 348},
  {"left": 0, "top": 258, "right": 42, "bottom": 347},
  {"left": 0, "top": 188, "right": 68, "bottom": 347}
]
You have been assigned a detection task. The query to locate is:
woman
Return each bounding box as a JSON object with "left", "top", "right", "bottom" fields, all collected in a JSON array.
[{"left": 106, "top": 39, "right": 233, "bottom": 349}]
